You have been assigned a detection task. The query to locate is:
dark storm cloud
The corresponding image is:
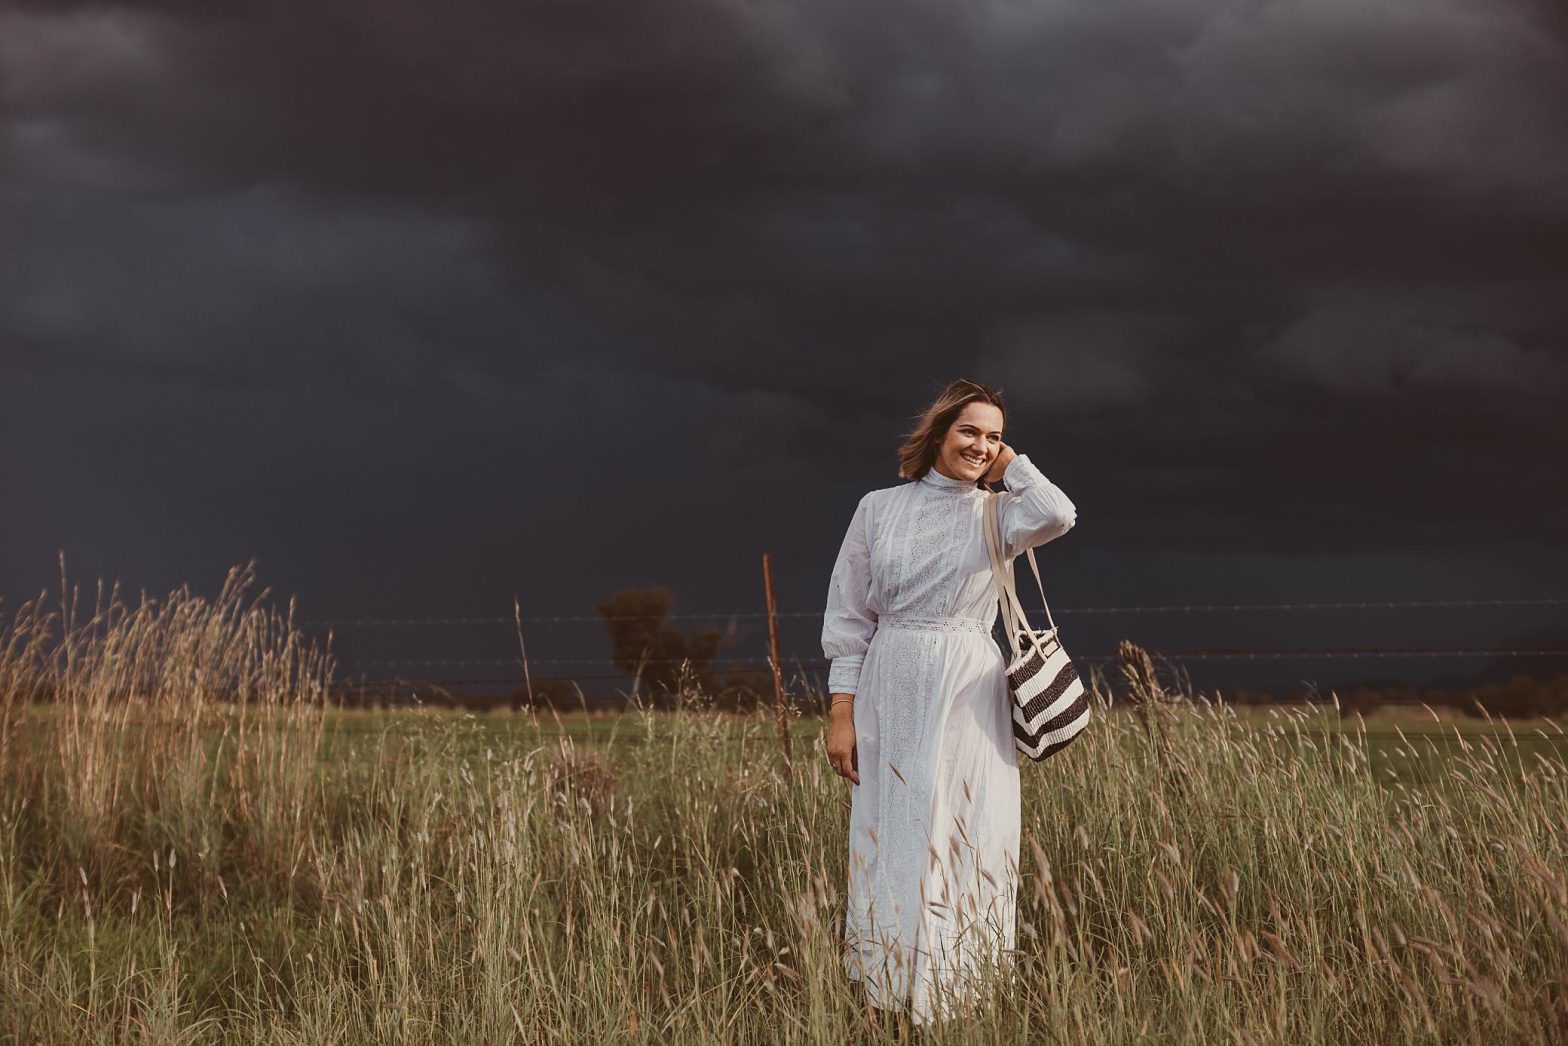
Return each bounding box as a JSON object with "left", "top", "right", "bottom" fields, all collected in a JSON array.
[
  {"left": 1264, "top": 307, "right": 1568, "bottom": 395},
  {"left": 2, "top": 0, "right": 1566, "bottom": 677}
]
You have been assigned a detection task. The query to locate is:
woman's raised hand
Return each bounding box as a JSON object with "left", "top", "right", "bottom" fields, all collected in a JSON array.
[
  {"left": 826, "top": 697, "right": 859, "bottom": 784},
  {"left": 984, "top": 443, "right": 1016, "bottom": 484}
]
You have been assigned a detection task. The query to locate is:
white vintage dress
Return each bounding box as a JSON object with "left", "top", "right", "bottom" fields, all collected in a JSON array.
[{"left": 821, "top": 454, "right": 1077, "bottom": 1024}]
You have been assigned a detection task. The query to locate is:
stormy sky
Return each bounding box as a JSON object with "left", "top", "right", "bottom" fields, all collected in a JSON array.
[{"left": 3, "top": 0, "right": 1566, "bottom": 698}]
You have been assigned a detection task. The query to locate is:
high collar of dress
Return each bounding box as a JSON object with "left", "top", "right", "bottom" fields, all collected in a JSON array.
[{"left": 920, "top": 465, "right": 980, "bottom": 492}]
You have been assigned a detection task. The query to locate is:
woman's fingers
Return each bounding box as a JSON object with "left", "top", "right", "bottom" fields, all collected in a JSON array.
[{"left": 827, "top": 745, "right": 859, "bottom": 783}]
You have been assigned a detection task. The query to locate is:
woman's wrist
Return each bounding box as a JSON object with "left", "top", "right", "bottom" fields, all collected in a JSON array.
[{"left": 830, "top": 693, "right": 855, "bottom": 717}]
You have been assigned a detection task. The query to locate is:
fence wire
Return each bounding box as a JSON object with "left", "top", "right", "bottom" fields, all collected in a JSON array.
[
  {"left": 306, "top": 593, "right": 1567, "bottom": 692},
  {"left": 303, "top": 596, "right": 1568, "bottom": 629}
]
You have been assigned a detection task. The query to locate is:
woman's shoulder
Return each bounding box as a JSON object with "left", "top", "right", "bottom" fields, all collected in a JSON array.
[
  {"left": 860, "top": 480, "right": 914, "bottom": 508},
  {"left": 844, "top": 482, "right": 919, "bottom": 531}
]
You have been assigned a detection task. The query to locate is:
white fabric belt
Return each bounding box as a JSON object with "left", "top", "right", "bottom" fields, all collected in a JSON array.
[{"left": 881, "top": 614, "right": 991, "bottom": 634}]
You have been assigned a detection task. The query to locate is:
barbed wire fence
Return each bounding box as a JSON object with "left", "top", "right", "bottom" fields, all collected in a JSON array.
[{"left": 299, "top": 590, "right": 1568, "bottom": 709}]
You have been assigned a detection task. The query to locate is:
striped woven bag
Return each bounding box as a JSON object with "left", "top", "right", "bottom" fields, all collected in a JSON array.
[{"left": 981, "top": 490, "right": 1091, "bottom": 761}]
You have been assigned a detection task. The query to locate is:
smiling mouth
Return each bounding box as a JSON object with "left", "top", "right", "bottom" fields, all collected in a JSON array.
[{"left": 963, "top": 455, "right": 986, "bottom": 466}]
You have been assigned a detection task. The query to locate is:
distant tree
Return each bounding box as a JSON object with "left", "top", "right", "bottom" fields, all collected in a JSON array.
[{"left": 595, "top": 588, "right": 723, "bottom": 707}]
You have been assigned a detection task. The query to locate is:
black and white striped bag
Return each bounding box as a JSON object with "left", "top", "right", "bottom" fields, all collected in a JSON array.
[{"left": 982, "top": 490, "right": 1091, "bottom": 761}]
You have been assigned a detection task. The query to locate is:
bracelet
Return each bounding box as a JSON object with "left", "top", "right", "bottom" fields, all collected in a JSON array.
[{"left": 830, "top": 695, "right": 855, "bottom": 705}]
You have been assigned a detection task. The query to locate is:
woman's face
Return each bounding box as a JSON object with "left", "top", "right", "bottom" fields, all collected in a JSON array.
[{"left": 935, "top": 401, "right": 1004, "bottom": 482}]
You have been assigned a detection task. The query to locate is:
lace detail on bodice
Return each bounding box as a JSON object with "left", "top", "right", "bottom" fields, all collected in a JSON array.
[
  {"left": 822, "top": 453, "right": 1077, "bottom": 695},
  {"left": 881, "top": 614, "right": 992, "bottom": 634},
  {"left": 917, "top": 466, "right": 984, "bottom": 493}
]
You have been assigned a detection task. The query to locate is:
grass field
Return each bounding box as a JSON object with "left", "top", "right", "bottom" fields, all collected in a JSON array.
[
  {"left": 317, "top": 702, "right": 1568, "bottom": 788},
  {"left": 3, "top": 570, "right": 1567, "bottom": 1043}
]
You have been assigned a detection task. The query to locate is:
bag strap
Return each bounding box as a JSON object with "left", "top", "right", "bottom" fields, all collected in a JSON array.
[
  {"left": 1021, "top": 545, "right": 1060, "bottom": 635},
  {"left": 983, "top": 488, "right": 1061, "bottom": 654},
  {"left": 988, "top": 480, "right": 1060, "bottom": 633},
  {"left": 981, "top": 492, "right": 1018, "bottom": 654},
  {"left": 983, "top": 492, "right": 1051, "bottom": 660}
]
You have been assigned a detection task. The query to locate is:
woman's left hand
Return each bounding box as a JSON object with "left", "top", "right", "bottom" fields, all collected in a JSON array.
[{"left": 984, "top": 443, "right": 1016, "bottom": 484}]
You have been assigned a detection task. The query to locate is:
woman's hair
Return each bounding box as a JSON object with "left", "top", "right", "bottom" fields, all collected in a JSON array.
[{"left": 896, "top": 378, "right": 1007, "bottom": 480}]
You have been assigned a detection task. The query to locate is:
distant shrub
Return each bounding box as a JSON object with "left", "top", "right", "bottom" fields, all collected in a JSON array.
[
  {"left": 1466, "top": 675, "right": 1568, "bottom": 719},
  {"left": 510, "top": 677, "right": 588, "bottom": 711},
  {"left": 596, "top": 588, "right": 722, "bottom": 708}
]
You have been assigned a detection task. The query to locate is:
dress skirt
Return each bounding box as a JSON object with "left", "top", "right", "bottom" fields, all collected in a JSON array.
[{"left": 842, "top": 613, "right": 1022, "bottom": 1025}]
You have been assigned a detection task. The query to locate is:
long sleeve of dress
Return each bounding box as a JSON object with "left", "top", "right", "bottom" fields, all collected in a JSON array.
[
  {"left": 997, "top": 453, "right": 1077, "bottom": 559},
  {"left": 822, "top": 492, "right": 878, "bottom": 695}
]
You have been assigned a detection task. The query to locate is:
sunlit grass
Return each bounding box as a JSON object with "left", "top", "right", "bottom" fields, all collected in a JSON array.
[{"left": 2, "top": 569, "right": 1566, "bottom": 1042}]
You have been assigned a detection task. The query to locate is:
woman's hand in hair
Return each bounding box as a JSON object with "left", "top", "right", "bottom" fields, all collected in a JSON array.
[{"left": 984, "top": 443, "right": 1016, "bottom": 484}]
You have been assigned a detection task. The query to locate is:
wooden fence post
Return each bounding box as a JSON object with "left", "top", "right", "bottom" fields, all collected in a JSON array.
[
  {"left": 514, "top": 595, "right": 535, "bottom": 710},
  {"left": 762, "top": 552, "right": 792, "bottom": 766}
]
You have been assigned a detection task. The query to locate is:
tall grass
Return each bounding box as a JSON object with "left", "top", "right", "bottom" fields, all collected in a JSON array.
[{"left": 1, "top": 569, "right": 1565, "bottom": 1042}]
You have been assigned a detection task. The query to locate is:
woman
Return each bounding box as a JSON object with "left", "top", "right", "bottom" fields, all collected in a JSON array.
[{"left": 820, "top": 378, "right": 1078, "bottom": 1026}]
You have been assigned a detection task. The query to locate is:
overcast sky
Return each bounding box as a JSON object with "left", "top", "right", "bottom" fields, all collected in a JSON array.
[{"left": 3, "top": 0, "right": 1566, "bottom": 696}]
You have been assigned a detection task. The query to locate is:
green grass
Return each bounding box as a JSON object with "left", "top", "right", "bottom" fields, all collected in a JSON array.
[
  {"left": 3, "top": 570, "right": 1567, "bottom": 1042},
  {"left": 318, "top": 702, "right": 1568, "bottom": 790},
  {"left": 4, "top": 703, "right": 1566, "bottom": 1042}
]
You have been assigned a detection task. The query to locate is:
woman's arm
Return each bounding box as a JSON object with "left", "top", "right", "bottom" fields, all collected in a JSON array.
[
  {"left": 823, "top": 493, "right": 875, "bottom": 785},
  {"left": 995, "top": 453, "right": 1077, "bottom": 560},
  {"left": 821, "top": 492, "right": 878, "bottom": 697}
]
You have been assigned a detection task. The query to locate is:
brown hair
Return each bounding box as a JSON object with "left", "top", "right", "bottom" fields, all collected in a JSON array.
[{"left": 896, "top": 378, "right": 1007, "bottom": 481}]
